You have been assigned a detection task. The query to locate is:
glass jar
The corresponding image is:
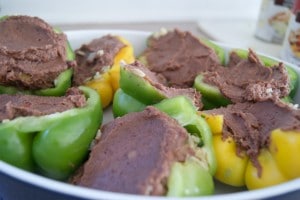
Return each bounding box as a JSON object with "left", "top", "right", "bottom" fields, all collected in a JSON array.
[
  {"left": 281, "top": 0, "right": 300, "bottom": 66},
  {"left": 255, "top": 0, "right": 294, "bottom": 44}
]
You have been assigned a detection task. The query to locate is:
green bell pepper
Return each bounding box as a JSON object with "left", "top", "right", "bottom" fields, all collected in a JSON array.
[
  {"left": 233, "top": 49, "right": 299, "bottom": 99},
  {"left": 113, "top": 91, "right": 217, "bottom": 194},
  {"left": 119, "top": 64, "right": 166, "bottom": 105},
  {"left": 113, "top": 63, "right": 201, "bottom": 117},
  {"left": 167, "top": 159, "right": 214, "bottom": 196},
  {"left": 114, "top": 95, "right": 215, "bottom": 196},
  {"left": 0, "top": 16, "right": 74, "bottom": 96},
  {"left": 154, "top": 96, "right": 216, "bottom": 176},
  {"left": 113, "top": 88, "right": 146, "bottom": 117},
  {"left": 194, "top": 49, "right": 299, "bottom": 108},
  {"left": 155, "top": 96, "right": 216, "bottom": 196},
  {"left": 194, "top": 74, "right": 231, "bottom": 107},
  {"left": 138, "top": 31, "right": 226, "bottom": 66},
  {"left": 0, "top": 86, "right": 102, "bottom": 180}
]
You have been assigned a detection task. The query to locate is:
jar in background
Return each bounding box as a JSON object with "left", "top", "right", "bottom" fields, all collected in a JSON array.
[
  {"left": 281, "top": 0, "right": 300, "bottom": 66},
  {"left": 255, "top": 0, "right": 294, "bottom": 44}
]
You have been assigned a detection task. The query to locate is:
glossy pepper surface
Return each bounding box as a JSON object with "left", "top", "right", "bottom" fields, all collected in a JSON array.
[
  {"left": 202, "top": 113, "right": 300, "bottom": 190},
  {"left": 113, "top": 63, "right": 200, "bottom": 117},
  {"left": 154, "top": 96, "right": 216, "bottom": 177},
  {"left": 138, "top": 96, "right": 216, "bottom": 196},
  {"left": 0, "top": 86, "right": 102, "bottom": 180},
  {"left": 84, "top": 36, "right": 135, "bottom": 108}
]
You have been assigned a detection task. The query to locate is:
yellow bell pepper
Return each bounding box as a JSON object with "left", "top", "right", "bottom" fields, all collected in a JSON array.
[
  {"left": 84, "top": 36, "right": 135, "bottom": 108},
  {"left": 202, "top": 113, "right": 300, "bottom": 190}
]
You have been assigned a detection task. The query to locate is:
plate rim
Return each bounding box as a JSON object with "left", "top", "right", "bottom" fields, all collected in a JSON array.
[{"left": 0, "top": 29, "right": 300, "bottom": 200}]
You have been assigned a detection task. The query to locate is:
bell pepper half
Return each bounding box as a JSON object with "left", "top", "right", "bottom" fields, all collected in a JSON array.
[
  {"left": 0, "top": 17, "right": 74, "bottom": 97},
  {"left": 201, "top": 106, "right": 300, "bottom": 190},
  {"left": 154, "top": 96, "right": 216, "bottom": 177},
  {"left": 138, "top": 29, "right": 226, "bottom": 67},
  {"left": 83, "top": 36, "right": 135, "bottom": 108},
  {"left": 194, "top": 49, "right": 299, "bottom": 108},
  {"left": 0, "top": 86, "right": 102, "bottom": 180},
  {"left": 113, "top": 62, "right": 201, "bottom": 117},
  {"left": 149, "top": 96, "right": 216, "bottom": 196},
  {"left": 232, "top": 49, "right": 299, "bottom": 99}
]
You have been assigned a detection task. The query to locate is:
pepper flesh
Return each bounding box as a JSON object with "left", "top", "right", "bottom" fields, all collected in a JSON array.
[
  {"left": 203, "top": 113, "right": 300, "bottom": 190},
  {"left": 152, "top": 96, "right": 216, "bottom": 196},
  {"left": 167, "top": 159, "right": 214, "bottom": 196},
  {"left": 154, "top": 96, "right": 216, "bottom": 176},
  {"left": 83, "top": 36, "right": 135, "bottom": 108},
  {"left": 113, "top": 88, "right": 146, "bottom": 117},
  {"left": 0, "top": 86, "right": 102, "bottom": 180}
]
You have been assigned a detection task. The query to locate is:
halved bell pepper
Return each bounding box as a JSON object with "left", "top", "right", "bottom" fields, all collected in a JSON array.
[
  {"left": 201, "top": 113, "right": 300, "bottom": 190},
  {"left": 233, "top": 49, "right": 299, "bottom": 99},
  {"left": 154, "top": 96, "right": 217, "bottom": 177},
  {"left": 151, "top": 96, "right": 216, "bottom": 196},
  {"left": 0, "top": 86, "right": 102, "bottom": 180},
  {"left": 138, "top": 29, "right": 226, "bottom": 67},
  {"left": 83, "top": 36, "right": 135, "bottom": 108},
  {"left": 194, "top": 49, "right": 299, "bottom": 108},
  {"left": 0, "top": 17, "right": 74, "bottom": 96},
  {"left": 113, "top": 62, "right": 201, "bottom": 117},
  {"left": 194, "top": 74, "right": 231, "bottom": 108},
  {"left": 113, "top": 88, "right": 217, "bottom": 196},
  {"left": 118, "top": 63, "right": 165, "bottom": 105}
]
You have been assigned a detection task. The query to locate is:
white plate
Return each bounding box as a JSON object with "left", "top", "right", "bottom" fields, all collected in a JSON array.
[{"left": 0, "top": 29, "right": 300, "bottom": 200}]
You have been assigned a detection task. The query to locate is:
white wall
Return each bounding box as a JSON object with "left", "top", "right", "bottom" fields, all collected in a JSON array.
[{"left": 0, "top": 0, "right": 261, "bottom": 25}]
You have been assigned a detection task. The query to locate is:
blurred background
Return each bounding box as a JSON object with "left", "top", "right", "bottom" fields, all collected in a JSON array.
[{"left": 0, "top": 0, "right": 283, "bottom": 57}]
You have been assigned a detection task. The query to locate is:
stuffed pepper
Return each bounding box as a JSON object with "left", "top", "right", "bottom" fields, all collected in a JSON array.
[
  {"left": 113, "top": 61, "right": 202, "bottom": 117},
  {"left": 0, "top": 15, "right": 75, "bottom": 96},
  {"left": 71, "top": 96, "right": 216, "bottom": 196},
  {"left": 73, "top": 34, "right": 134, "bottom": 108},
  {"left": 201, "top": 99, "right": 300, "bottom": 190},
  {"left": 194, "top": 49, "right": 298, "bottom": 108},
  {"left": 0, "top": 86, "right": 102, "bottom": 180},
  {"left": 138, "top": 28, "right": 224, "bottom": 88}
]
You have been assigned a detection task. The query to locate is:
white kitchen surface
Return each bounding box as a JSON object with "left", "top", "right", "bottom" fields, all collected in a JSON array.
[{"left": 197, "top": 18, "right": 283, "bottom": 58}]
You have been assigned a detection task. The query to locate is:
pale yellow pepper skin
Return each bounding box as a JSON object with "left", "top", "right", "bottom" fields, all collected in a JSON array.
[
  {"left": 85, "top": 36, "right": 135, "bottom": 108},
  {"left": 85, "top": 73, "right": 113, "bottom": 108},
  {"left": 213, "top": 135, "right": 248, "bottom": 187},
  {"left": 109, "top": 36, "right": 135, "bottom": 92},
  {"left": 245, "top": 149, "right": 287, "bottom": 190},
  {"left": 202, "top": 113, "right": 300, "bottom": 190},
  {"left": 270, "top": 129, "right": 300, "bottom": 179}
]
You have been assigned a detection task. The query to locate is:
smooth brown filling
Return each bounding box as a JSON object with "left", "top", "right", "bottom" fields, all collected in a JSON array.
[
  {"left": 71, "top": 106, "right": 194, "bottom": 195},
  {"left": 205, "top": 99, "right": 300, "bottom": 175},
  {"left": 142, "top": 29, "right": 220, "bottom": 88},
  {"left": 0, "top": 87, "right": 86, "bottom": 121},
  {"left": 0, "top": 16, "right": 69, "bottom": 89},
  {"left": 203, "top": 50, "right": 290, "bottom": 103},
  {"left": 125, "top": 61, "right": 203, "bottom": 109}
]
